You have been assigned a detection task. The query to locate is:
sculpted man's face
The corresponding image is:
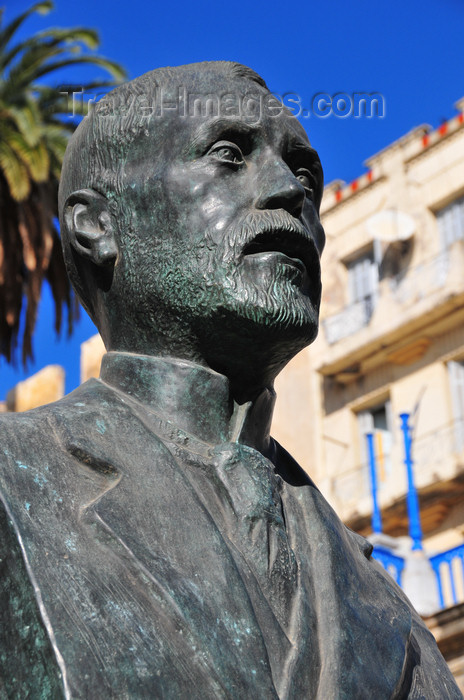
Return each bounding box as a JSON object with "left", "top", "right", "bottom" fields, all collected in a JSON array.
[{"left": 112, "top": 69, "right": 325, "bottom": 387}]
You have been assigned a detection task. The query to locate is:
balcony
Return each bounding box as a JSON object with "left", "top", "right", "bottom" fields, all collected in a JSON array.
[
  {"left": 323, "top": 250, "right": 450, "bottom": 346},
  {"left": 318, "top": 242, "right": 464, "bottom": 377},
  {"left": 330, "top": 418, "right": 464, "bottom": 532},
  {"left": 371, "top": 546, "right": 405, "bottom": 585},
  {"left": 373, "top": 542, "right": 464, "bottom": 612},
  {"left": 323, "top": 296, "right": 375, "bottom": 345},
  {"left": 430, "top": 544, "right": 464, "bottom": 609}
]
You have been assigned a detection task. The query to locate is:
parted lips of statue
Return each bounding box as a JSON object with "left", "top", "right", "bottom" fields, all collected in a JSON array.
[{"left": 0, "top": 62, "right": 460, "bottom": 699}]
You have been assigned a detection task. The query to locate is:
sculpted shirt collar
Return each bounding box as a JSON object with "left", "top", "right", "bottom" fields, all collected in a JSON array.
[{"left": 99, "top": 351, "right": 276, "bottom": 455}]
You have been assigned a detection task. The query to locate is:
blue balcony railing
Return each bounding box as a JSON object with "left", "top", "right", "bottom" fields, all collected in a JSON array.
[
  {"left": 430, "top": 543, "right": 464, "bottom": 609},
  {"left": 373, "top": 542, "right": 464, "bottom": 611},
  {"left": 371, "top": 547, "right": 405, "bottom": 585}
]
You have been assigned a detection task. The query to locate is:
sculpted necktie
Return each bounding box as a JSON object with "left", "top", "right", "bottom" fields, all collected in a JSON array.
[{"left": 204, "top": 441, "right": 299, "bottom": 635}]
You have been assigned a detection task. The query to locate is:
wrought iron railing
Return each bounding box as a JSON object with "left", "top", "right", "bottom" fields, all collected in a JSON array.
[
  {"left": 322, "top": 250, "right": 450, "bottom": 345},
  {"left": 412, "top": 418, "right": 464, "bottom": 470},
  {"left": 387, "top": 251, "right": 449, "bottom": 305},
  {"left": 323, "top": 296, "right": 374, "bottom": 345}
]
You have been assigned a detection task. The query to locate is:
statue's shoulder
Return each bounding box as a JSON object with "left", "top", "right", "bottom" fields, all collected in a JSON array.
[
  {"left": 0, "top": 377, "right": 113, "bottom": 442},
  {"left": 0, "top": 379, "right": 127, "bottom": 493},
  {"left": 0, "top": 377, "right": 174, "bottom": 500}
]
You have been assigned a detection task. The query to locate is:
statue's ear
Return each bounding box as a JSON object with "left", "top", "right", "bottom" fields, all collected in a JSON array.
[{"left": 64, "top": 189, "right": 118, "bottom": 267}]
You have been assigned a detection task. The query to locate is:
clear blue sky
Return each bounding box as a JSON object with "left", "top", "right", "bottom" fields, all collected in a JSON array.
[{"left": 2, "top": 0, "right": 463, "bottom": 399}]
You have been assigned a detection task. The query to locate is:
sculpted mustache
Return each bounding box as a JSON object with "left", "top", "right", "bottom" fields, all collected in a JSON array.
[{"left": 223, "top": 210, "right": 315, "bottom": 257}]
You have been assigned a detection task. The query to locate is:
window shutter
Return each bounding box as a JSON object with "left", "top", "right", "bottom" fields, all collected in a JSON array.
[
  {"left": 437, "top": 196, "right": 464, "bottom": 250},
  {"left": 358, "top": 410, "right": 374, "bottom": 465},
  {"left": 348, "top": 252, "right": 379, "bottom": 304},
  {"left": 448, "top": 360, "right": 464, "bottom": 452}
]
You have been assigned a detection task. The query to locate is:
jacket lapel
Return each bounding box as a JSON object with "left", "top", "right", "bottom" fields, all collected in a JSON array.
[{"left": 58, "top": 380, "right": 280, "bottom": 697}]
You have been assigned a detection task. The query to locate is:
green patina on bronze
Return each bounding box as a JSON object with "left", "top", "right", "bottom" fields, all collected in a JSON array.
[{"left": 0, "top": 507, "right": 63, "bottom": 697}]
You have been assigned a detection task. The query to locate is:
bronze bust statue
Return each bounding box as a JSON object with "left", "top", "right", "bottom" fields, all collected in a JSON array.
[{"left": 0, "top": 62, "right": 460, "bottom": 698}]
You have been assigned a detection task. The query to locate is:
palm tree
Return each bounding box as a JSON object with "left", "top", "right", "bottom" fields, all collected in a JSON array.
[{"left": 0, "top": 1, "right": 125, "bottom": 364}]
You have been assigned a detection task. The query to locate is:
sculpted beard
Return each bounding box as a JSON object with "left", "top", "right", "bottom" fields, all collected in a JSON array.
[
  {"left": 203, "top": 210, "right": 322, "bottom": 334},
  {"left": 125, "top": 210, "right": 321, "bottom": 342}
]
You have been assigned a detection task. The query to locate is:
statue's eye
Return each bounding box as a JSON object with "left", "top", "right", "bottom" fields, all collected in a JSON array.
[
  {"left": 208, "top": 141, "right": 244, "bottom": 165},
  {"left": 295, "top": 168, "right": 316, "bottom": 197}
]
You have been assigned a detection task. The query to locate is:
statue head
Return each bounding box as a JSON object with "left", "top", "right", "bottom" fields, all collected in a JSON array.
[{"left": 59, "top": 61, "right": 325, "bottom": 400}]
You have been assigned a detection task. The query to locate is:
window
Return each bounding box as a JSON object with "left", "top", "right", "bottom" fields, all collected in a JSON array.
[
  {"left": 347, "top": 249, "right": 379, "bottom": 310},
  {"left": 357, "top": 400, "right": 393, "bottom": 486},
  {"left": 437, "top": 195, "right": 464, "bottom": 250},
  {"left": 448, "top": 360, "right": 464, "bottom": 452},
  {"left": 323, "top": 246, "right": 380, "bottom": 344}
]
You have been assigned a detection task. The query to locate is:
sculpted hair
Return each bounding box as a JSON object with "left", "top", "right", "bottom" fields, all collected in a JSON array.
[{"left": 58, "top": 61, "right": 268, "bottom": 318}]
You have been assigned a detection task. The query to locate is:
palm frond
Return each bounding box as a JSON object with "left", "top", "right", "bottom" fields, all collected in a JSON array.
[
  {"left": 4, "top": 44, "right": 71, "bottom": 97},
  {"left": 0, "top": 100, "right": 42, "bottom": 146},
  {"left": 32, "top": 54, "right": 126, "bottom": 83},
  {"left": 1, "top": 27, "right": 99, "bottom": 70},
  {"left": 0, "top": 1, "right": 53, "bottom": 54},
  {"left": 0, "top": 1, "right": 126, "bottom": 364},
  {"left": 0, "top": 140, "right": 31, "bottom": 200},
  {"left": 2, "top": 124, "right": 50, "bottom": 184}
]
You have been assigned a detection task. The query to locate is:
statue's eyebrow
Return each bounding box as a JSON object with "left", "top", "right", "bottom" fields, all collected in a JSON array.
[
  {"left": 286, "top": 140, "right": 322, "bottom": 168},
  {"left": 187, "top": 118, "right": 258, "bottom": 156}
]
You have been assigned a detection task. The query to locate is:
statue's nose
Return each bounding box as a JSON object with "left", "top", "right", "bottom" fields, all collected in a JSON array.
[{"left": 255, "top": 160, "right": 306, "bottom": 218}]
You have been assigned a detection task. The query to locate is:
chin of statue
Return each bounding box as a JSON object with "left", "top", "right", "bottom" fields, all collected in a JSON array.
[
  {"left": 231, "top": 262, "right": 319, "bottom": 329},
  {"left": 204, "top": 277, "right": 320, "bottom": 352}
]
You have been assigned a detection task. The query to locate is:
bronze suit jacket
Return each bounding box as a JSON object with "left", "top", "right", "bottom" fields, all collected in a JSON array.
[{"left": 0, "top": 353, "right": 461, "bottom": 699}]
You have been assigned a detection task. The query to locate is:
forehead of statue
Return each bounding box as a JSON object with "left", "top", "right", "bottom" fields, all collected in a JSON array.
[{"left": 137, "top": 75, "right": 313, "bottom": 163}]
